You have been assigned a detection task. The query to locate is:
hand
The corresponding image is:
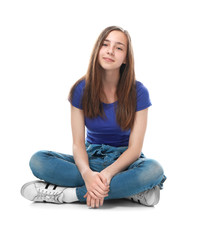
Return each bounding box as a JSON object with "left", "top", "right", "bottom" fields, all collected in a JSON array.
[
  {"left": 82, "top": 169, "right": 110, "bottom": 200},
  {"left": 84, "top": 192, "right": 104, "bottom": 208},
  {"left": 100, "top": 168, "right": 113, "bottom": 186}
]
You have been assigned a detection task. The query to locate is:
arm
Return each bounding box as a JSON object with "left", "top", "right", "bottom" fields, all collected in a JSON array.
[
  {"left": 71, "top": 105, "right": 89, "bottom": 176},
  {"left": 101, "top": 108, "right": 148, "bottom": 182},
  {"left": 71, "top": 105, "right": 109, "bottom": 206}
]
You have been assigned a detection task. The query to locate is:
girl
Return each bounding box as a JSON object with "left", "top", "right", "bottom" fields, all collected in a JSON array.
[{"left": 21, "top": 26, "right": 166, "bottom": 208}]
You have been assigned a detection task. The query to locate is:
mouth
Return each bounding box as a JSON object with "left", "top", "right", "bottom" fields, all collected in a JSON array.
[{"left": 103, "top": 57, "right": 115, "bottom": 62}]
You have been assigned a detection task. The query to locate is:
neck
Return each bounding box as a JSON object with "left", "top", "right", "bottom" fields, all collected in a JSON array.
[
  {"left": 102, "top": 69, "right": 120, "bottom": 89},
  {"left": 100, "top": 69, "right": 120, "bottom": 103}
]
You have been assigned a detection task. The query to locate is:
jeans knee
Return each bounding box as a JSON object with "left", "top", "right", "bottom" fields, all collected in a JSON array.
[
  {"left": 29, "top": 150, "right": 48, "bottom": 177},
  {"left": 147, "top": 159, "right": 164, "bottom": 179},
  {"left": 133, "top": 158, "right": 164, "bottom": 187}
]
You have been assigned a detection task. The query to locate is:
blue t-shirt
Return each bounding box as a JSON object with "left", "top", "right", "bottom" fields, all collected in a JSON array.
[{"left": 70, "top": 79, "right": 152, "bottom": 147}]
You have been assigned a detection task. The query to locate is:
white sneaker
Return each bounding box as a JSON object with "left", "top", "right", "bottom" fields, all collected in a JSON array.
[
  {"left": 127, "top": 186, "right": 160, "bottom": 206},
  {"left": 21, "top": 181, "right": 66, "bottom": 203}
]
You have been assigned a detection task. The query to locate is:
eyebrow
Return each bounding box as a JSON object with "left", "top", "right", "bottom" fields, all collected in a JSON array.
[{"left": 104, "top": 39, "right": 126, "bottom": 46}]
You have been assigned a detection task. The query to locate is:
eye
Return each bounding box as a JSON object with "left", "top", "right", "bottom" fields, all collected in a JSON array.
[
  {"left": 102, "top": 43, "right": 108, "bottom": 47},
  {"left": 117, "top": 47, "right": 123, "bottom": 51}
]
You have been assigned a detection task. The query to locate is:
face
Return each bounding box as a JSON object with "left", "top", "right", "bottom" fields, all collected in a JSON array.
[{"left": 98, "top": 30, "right": 127, "bottom": 71}]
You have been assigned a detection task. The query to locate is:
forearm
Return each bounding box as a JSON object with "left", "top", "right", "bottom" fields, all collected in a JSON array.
[
  {"left": 73, "top": 143, "right": 109, "bottom": 201},
  {"left": 103, "top": 147, "right": 141, "bottom": 178},
  {"left": 72, "top": 143, "right": 91, "bottom": 177},
  {"left": 102, "top": 109, "right": 148, "bottom": 179}
]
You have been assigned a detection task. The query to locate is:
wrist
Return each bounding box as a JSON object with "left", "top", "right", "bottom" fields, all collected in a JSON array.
[
  {"left": 81, "top": 168, "right": 92, "bottom": 179},
  {"left": 101, "top": 167, "right": 114, "bottom": 180}
]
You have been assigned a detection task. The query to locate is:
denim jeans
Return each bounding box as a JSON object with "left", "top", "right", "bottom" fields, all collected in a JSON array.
[{"left": 29, "top": 141, "right": 166, "bottom": 202}]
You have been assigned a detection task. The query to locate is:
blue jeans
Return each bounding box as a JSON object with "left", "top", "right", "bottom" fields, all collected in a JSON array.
[{"left": 29, "top": 142, "right": 166, "bottom": 202}]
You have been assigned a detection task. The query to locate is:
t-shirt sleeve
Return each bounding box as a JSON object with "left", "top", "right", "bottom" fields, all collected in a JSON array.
[
  {"left": 69, "top": 80, "right": 85, "bottom": 110},
  {"left": 136, "top": 81, "right": 152, "bottom": 111}
]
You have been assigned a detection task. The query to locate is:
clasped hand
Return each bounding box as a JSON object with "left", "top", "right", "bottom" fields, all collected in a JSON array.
[{"left": 83, "top": 170, "right": 110, "bottom": 208}]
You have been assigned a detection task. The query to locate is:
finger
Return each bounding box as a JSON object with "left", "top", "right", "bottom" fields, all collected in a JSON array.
[
  {"left": 100, "top": 175, "right": 110, "bottom": 187},
  {"left": 91, "top": 198, "right": 95, "bottom": 208},
  {"left": 85, "top": 191, "right": 99, "bottom": 199},
  {"left": 98, "top": 174, "right": 109, "bottom": 186},
  {"left": 88, "top": 191, "right": 98, "bottom": 199},
  {"left": 87, "top": 194, "right": 91, "bottom": 207},
  {"left": 100, "top": 198, "right": 104, "bottom": 206},
  {"left": 94, "top": 186, "right": 109, "bottom": 197},
  {"left": 92, "top": 188, "right": 109, "bottom": 199},
  {"left": 95, "top": 198, "right": 100, "bottom": 208},
  {"left": 91, "top": 181, "right": 109, "bottom": 193},
  {"left": 97, "top": 179, "right": 110, "bottom": 192},
  {"left": 88, "top": 183, "right": 109, "bottom": 198}
]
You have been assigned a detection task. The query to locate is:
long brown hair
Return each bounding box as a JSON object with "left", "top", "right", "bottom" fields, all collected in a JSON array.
[{"left": 69, "top": 26, "right": 136, "bottom": 130}]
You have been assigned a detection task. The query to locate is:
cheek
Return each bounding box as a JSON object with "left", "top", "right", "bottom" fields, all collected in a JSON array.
[
  {"left": 118, "top": 53, "right": 127, "bottom": 63},
  {"left": 98, "top": 48, "right": 104, "bottom": 60},
  {"left": 122, "top": 52, "right": 127, "bottom": 63}
]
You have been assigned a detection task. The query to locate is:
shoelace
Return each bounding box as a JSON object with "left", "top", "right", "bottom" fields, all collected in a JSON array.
[
  {"left": 35, "top": 188, "right": 63, "bottom": 203},
  {"left": 131, "top": 192, "right": 145, "bottom": 201},
  {"left": 130, "top": 192, "right": 147, "bottom": 204},
  {"left": 135, "top": 192, "right": 145, "bottom": 200}
]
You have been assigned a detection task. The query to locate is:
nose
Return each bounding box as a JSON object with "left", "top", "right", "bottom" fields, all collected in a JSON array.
[{"left": 107, "top": 46, "right": 114, "bottom": 56}]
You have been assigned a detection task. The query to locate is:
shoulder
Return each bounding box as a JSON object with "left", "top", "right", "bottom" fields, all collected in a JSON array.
[
  {"left": 74, "top": 78, "right": 86, "bottom": 91},
  {"left": 136, "top": 80, "right": 148, "bottom": 94},
  {"left": 135, "top": 80, "right": 152, "bottom": 111},
  {"left": 69, "top": 79, "right": 86, "bottom": 109},
  {"left": 135, "top": 80, "right": 150, "bottom": 97}
]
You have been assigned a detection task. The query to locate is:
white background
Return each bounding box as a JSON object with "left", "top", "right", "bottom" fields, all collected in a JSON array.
[{"left": 1, "top": 0, "right": 203, "bottom": 239}]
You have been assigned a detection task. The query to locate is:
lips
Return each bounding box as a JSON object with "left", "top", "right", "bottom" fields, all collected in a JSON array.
[{"left": 103, "top": 57, "right": 115, "bottom": 62}]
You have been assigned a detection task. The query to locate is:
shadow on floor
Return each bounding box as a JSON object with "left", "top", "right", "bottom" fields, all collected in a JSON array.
[{"left": 29, "top": 198, "right": 154, "bottom": 210}]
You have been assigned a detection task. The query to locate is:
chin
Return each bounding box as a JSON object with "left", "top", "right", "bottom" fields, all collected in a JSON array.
[{"left": 100, "top": 64, "right": 120, "bottom": 71}]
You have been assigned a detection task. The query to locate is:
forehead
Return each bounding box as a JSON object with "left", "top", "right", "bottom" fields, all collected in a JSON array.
[{"left": 104, "top": 30, "right": 127, "bottom": 46}]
